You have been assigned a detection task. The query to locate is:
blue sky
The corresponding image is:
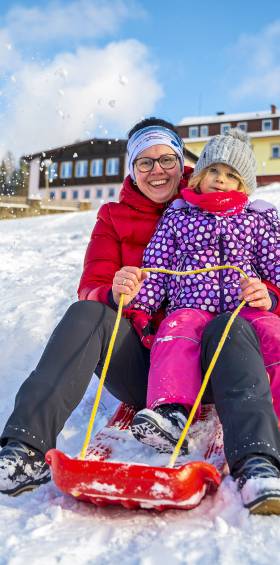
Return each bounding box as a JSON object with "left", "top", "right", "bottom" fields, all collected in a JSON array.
[{"left": 0, "top": 0, "right": 279, "bottom": 157}]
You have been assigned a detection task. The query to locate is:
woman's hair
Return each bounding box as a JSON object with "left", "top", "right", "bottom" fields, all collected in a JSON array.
[
  {"left": 128, "top": 117, "right": 178, "bottom": 139},
  {"left": 189, "top": 165, "right": 250, "bottom": 195}
]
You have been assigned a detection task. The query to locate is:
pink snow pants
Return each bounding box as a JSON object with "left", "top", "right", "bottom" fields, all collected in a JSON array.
[{"left": 147, "top": 307, "right": 280, "bottom": 419}]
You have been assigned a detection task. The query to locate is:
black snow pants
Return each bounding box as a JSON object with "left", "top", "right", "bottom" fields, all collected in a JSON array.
[
  {"left": 1, "top": 301, "right": 150, "bottom": 453},
  {"left": 2, "top": 301, "right": 280, "bottom": 471},
  {"left": 201, "top": 314, "right": 280, "bottom": 470}
]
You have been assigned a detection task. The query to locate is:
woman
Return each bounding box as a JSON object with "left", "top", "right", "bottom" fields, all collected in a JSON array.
[{"left": 0, "top": 117, "right": 279, "bottom": 511}]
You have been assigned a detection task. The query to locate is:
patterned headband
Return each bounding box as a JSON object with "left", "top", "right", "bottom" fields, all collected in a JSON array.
[{"left": 127, "top": 125, "right": 184, "bottom": 180}]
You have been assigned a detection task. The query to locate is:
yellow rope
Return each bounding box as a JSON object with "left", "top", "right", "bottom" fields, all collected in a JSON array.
[
  {"left": 80, "top": 265, "right": 248, "bottom": 462},
  {"left": 167, "top": 299, "right": 245, "bottom": 468},
  {"left": 80, "top": 293, "right": 125, "bottom": 460},
  {"left": 141, "top": 265, "right": 248, "bottom": 279}
]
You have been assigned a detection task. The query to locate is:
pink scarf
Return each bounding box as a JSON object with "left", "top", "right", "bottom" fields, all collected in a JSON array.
[{"left": 181, "top": 189, "right": 248, "bottom": 216}]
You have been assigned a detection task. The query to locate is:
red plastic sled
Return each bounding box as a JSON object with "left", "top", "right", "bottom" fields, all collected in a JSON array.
[{"left": 46, "top": 404, "right": 222, "bottom": 511}]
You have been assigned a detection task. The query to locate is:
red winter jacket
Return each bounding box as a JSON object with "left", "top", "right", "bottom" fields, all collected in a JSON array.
[{"left": 78, "top": 171, "right": 280, "bottom": 318}]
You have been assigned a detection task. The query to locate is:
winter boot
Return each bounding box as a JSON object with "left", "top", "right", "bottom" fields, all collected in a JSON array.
[
  {"left": 131, "top": 403, "right": 189, "bottom": 454},
  {"left": 232, "top": 454, "right": 280, "bottom": 514},
  {"left": 0, "top": 441, "right": 51, "bottom": 496}
]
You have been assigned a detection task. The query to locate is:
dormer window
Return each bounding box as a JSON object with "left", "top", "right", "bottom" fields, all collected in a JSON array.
[
  {"left": 189, "top": 126, "right": 199, "bottom": 138},
  {"left": 200, "top": 125, "right": 209, "bottom": 137},
  {"left": 106, "top": 158, "right": 120, "bottom": 175},
  {"left": 60, "top": 162, "right": 72, "bottom": 178},
  {"left": 262, "top": 119, "right": 272, "bottom": 131},
  {"left": 90, "top": 159, "right": 104, "bottom": 176},
  {"left": 221, "top": 123, "right": 231, "bottom": 134},
  {"left": 48, "top": 162, "right": 58, "bottom": 182},
  {"left": 237, "top": 122, "right": 247, "bottom": 132},
  {"left": 75, "top": 160, "right": 88, "bottom": 178}
]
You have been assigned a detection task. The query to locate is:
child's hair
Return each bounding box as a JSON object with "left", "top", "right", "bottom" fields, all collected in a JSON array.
[{"left": 189, "top": 165, "right": 250, "bottom": 195}]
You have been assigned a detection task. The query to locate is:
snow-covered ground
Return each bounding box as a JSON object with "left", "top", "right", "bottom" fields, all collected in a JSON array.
[{"left": 0, "top": 184, "right": 280, "bottom": 565}]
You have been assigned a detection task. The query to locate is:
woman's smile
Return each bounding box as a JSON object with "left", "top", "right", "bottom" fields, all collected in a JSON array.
[{"left": 133, "top": 144, "right": 182, "bottom": 203}]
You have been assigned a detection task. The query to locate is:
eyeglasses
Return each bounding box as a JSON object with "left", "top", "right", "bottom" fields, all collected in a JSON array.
[{"left": 134, "top": 154, "right": 179, "bottom": 173}]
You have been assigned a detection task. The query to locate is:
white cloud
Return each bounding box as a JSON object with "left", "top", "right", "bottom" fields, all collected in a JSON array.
[
  {"left": 0, "top": 41, "right": 163, "bottom": 158},
  {"left": 230, "top": 20, "right": 280, "bottom": 102},
  {"left": 0, "top": 0, "right": 163, "bottom": 159}
]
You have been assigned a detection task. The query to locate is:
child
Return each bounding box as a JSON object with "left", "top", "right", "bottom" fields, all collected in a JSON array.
[{"left": 129, "top": 128, "right": 280, "bottom": 511}]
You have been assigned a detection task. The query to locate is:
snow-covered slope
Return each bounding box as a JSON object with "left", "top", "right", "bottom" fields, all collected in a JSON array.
[{"left": 0, "top": 185, "right": 279, "bottom": 565}]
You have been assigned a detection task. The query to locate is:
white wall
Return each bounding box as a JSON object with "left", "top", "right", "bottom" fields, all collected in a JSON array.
[
  {"left": 47, "top": 183, "right": 122, "bottom": 208},
  {"left": 28, "top": 159, "right": 40, "bottom": 197}
]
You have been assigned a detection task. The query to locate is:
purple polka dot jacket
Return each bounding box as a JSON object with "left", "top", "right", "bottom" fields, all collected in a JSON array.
[{"left": 132, "top": 198, "right": 280, "bottom": 316}]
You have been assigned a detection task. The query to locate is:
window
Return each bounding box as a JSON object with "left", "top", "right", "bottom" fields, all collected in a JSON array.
[
  {"left": 189, "top": 126, "right": 199, "bottom": 138},
  {"left": 272, "top": 145, "right": 280, "bottom": 159},
  {"left": 61, "top": 191, "right": 67, "bottom": 199},
  {"left": 60, "top": 161, "right": 73, "bottom": 178},
  {"left": 96, "top": 188, "right": 103, "bottom": 198},
  {"left": 106, "top": 158, "right": 120, "bottom": 176},
  {"left": 262, "top": 119, "right": 272, "bottom": 131},
  {"left": 108, "top": 188, "right": 115, "bottom": 198},
  {"left": 237, "top": 122, "right": 247, "bottom": 132},
  {"left": 49, "top": 191, "right": 55, "bottom": 200},
  {"left": 72, "top": 190, "right": 79, "bottom": 199},
  {"left": 221, "top": 123, "right": 231, "bottom": 134},
  {"left": 90, "top": 159, "right": 103, "bottom": 176},
  {"left": 48, "top": 162, "right": 58, "bottom": 182},
  {"left": 75, "top": 160, "right": 88, "bottom": 178},
  {"left": 84, "top": 189, "right": 91, "bottom": 199},
  {"left": 200, "top": 125, "right": 208, "bottom": 137}
]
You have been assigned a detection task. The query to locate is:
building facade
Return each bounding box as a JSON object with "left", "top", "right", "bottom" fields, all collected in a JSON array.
[
  {"left": 26, "top": 138, "right": 128, "bottom": 208},
  {"left": 24, "top": 137, "right": 197, "bottom": 207},
  {"left": 25, "top": 105, "right": 279, "bottom": 207},
  {"left": 177, "top": 104, "right": 280, "bottom": 186}
]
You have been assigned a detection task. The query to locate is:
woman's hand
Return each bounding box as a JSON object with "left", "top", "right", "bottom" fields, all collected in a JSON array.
[
  {"left": 112, "top": 266, "right": 148, "bottom": 306},
  {"left": 239, "top": 277, "right": 272, "bottom": 311}
]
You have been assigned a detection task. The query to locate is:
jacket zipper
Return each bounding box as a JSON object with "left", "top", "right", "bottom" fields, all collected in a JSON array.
[{"left": 218, "top": 235, "right": 225, "bottom": 312}]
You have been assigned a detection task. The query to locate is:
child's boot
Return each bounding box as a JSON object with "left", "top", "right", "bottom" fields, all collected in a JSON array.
[{"left": 131, "top": 403, "right": 189, "bottom": 454}]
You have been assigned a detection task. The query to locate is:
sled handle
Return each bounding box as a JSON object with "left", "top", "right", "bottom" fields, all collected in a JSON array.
[{"left": 80, "top": 265, "right": 248, "bottom": 462}]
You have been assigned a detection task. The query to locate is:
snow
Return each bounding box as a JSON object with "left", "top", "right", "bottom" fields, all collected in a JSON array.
[
  {"left": 0, "top": 184, "right": 280, "bottom": 564},
  {"left": 87, "top": 481, "right": 123, "bottom": 494},
  {"left": 241, "top": 477, "right": 280, "bottom": 507},
  {"left": 179, "top": 110, "right": 280, "bottom": 126}
]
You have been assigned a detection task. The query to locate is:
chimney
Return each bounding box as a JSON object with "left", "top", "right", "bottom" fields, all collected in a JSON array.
[{"left": 271, "top": 104, "right": 277, "bottom": 114}]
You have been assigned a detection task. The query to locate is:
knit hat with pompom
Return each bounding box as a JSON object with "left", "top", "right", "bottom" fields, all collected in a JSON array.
[{"left": 193, "top": 128, "right": 257, "bottom": 193}]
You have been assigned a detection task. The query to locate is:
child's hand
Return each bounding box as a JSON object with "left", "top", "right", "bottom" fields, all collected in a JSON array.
[
  {"left": 123, "top": 308, "right": 155, "bottom": 349},
  {"left": 239, "top": 277, "right": 272, "bottom": 311},
  {"left": 112, "top": 266, "right": 148, "bottom": 306}
]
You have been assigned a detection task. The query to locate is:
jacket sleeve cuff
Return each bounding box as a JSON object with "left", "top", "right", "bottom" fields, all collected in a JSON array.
[
  {"left": 268, "top": 290, "right": 279, "bottom": 313},
  {"left": 107, "top": 289, "right": 119, "bottom": 311}
]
